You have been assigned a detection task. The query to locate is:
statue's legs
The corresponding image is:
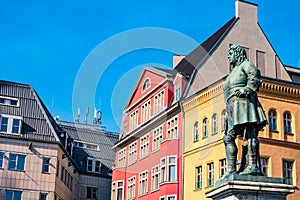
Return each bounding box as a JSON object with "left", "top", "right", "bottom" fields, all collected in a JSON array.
[
  {"left": 239, "top": 128, "right": 260, "bottom": 175},
  {"left": 223, "top": 131, "right": 237, "bottom": 176}
]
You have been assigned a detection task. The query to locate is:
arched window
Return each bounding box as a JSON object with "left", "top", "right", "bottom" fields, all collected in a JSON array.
[
  {"left": 221, "top": 109, "right": 226, "bottom": 131},
  {"left": 268, "top": 110, "right": 277, "bottom": 131},
  {"left": 142, "top": 78, "right": 150, "bottom": 91},
  {"left": 194, "top": 122, "right": 199, "bottom": 142},
  {"left": 283, "top": 112, "right": 292, "bottom": 133},
  {"left": 212, "top": 113, "right": 218, "bottom": 134},
  {"left": 203, "top": 118, "right": 208, "bottom": 138}
]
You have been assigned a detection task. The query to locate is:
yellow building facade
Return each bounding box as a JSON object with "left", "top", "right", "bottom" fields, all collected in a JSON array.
[{"left": 180, "top": 1, "right": 300, "bottom": 200}]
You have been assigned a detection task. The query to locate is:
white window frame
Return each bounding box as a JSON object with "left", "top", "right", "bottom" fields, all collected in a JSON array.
[
  {"left": 117, "top": 148, "right": 126, "bottom": 168},
  {"left": 142, "top": 78, "right": 151, "bottom": 92},
  {"left": 87, "top": 157, "right": 101, "bottom": 173},
  {"left": 138, "top": 170, "right": 148, "bottom": 196},
  {"left": 42, "top": 157, "right": 51, "bottom": 173},
  {"left": 0, "top": 151, "right": 4, "bottom": 168},
  {"left": 195, "top": 165, "right": 202, "bottom": 190},
  {"left": 127, "top": 176, "right": 136, "bottom": 200},
  {"left": 207, "top": 162, "right": 214, "bottom": 186},
  {"left": 116, "top": 181, "right": 124, "bottom": 200},
  {"left": 152, "top": 126, "right": 163, "bottom": 152},
  {"left": 8, "top": 153, "right": 26, "bottom": 171},
  {"left": 166, "top": 116, "right": 178, "bottom": 139},
  {"left": 0, "top": 96, "right": 19, "bottom": 107},
  {"left": 74, "top": 140, "right": 99, "bottom": 150},
  {"left": 129, "top": 109, "right": 139, "bottom": 131},
  {"left": 219, "top": 159, "right": 226, "bottom": 178},
  {"left": 140, "top": 134, "right": 149, "bottom": 159},
  {"left": 167, "top": 156, "right": 177, "bottom": 182},
  {"left": 154, "top": 89, "right": 165, "bottom": 114},
  {"left": 175, "top": 83, "right": 180, "bottom": 101},
  {"left": 0, "top": 114, "right": 22, "bottom": 134},
  {"left": 86, "top": 186, "right": 98, "bottom": 200},
  {"left": 193, "top": 121, "right": 199, "bottom": 142},
  {"left": 141, "top": 100, "right": 151, "bottom": 123},
  {"left": 166, "top": 195, "right": 177, "bottom": 200},
  {"left": 151, "top": 164, "right": 160, "bottom": 191},
  {"left": 212, "top": 113, "right": 218, "bottom": 134},
  {"left": 128, "top": 142, "right": 137, "bottom": 165},
  {"left": 160, "top": 157, "right": 166, "bottom": 184}
]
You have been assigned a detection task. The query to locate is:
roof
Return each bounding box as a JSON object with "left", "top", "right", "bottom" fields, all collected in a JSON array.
[
  {"left": 57, "top": 120, "right": 119, "bottom": 177},
  {"left": 175, "top": 17, "right": 237, "bottom": 79},
  {"left": 0, "top": 80, "right": 63, "bottom": 142}
]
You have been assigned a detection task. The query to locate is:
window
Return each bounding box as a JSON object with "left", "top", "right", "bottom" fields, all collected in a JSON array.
[
  {"left": 127, "top": 176, "right": 136, "bottom": 200},
  {"left": 161, "top": 158, "right": 166, "bottom": 183},
  {"left": 128, "top": 142, "right": 137, "bottom": 165},
  {"left": 61, "top": 166, "right": 73, "bottom": 191},
  {"left": 40, "top": 193, "right": 47, "bottom": 200},
  {"left": 140, "top": 134, "right": 149, "bottom": 159},
  {"left": 221, "top": 110, "right": 226, "bottom": 131},
  {"left": 168, "top": 196, "right": 176, "bottom": 200},
  {"left": 153, "top": 126, "right": 163, "bottom": 152},
  {"left": 0, "top": 152, "right": 4, "bottom": 168},
  {"left": 212, "top": 114, "right": 218, "bottom": 134},
  {"left": 168, "top": 157, "right": 176, "bottom": 181},
  {"left": 151, "top": 165, "right": 160, "bottom": 191},
  {"left": 87, "top": 186, "right": 98, "bottom": 200},
  {"left": 56, "top": 160, "right": 60, "bottom": 177},
  {"left": 256, "top": 50, "right": 266, "bottom": 74},
  {"left": 195, "top": 166, "right": 202, "bottom": 189},
  {"left": 0, "top": 96, "right": 19, "bottom": 106},
  {"left": 111, "top": 182, "right": 116, "bottom": 200},
  {"left": 219, "top": 159, "right": 226, "bottom": 178},
  {"left": 283, "top": 112, "right": 292, "bottom": 133},
  {"left": 117, "top": 148, "right": 126, "bottom": 167},
  {"left": 154, "top": 90, "right": 165, "bottom": 114},
  {"left": 167, "top": 117, "right": 178, "bottom": 139},
  {"left": 117, "top": 181, "right": 124, "bottom": 200},
  {"left": 141, "top": 100, "right": 151, "bottom": 123},
  {"left": 139, "top": 171, "right": 148, "bottom": 196},
  {"left": 87, "top": 157, "right": 101, "bottom": 173},
  {"left": 8, "top": 154, "right": 25, "bottom": 171},
  {"left": 193, "top": 122, "right": 199, "bottom": 142},
  {"left": 283, "top": 160, "right": 293, "bottom": 184},
  {"left": 268, "top": 110, "right": 277, "bottom": 131},
  {"left": 0, "top": 115, "right": 22, "bottom": 134},
  {"left": 129, "top": 110, "right": 139, "bottom": 131},
  {"left": 207, "top": 162, "right": 214, "bottom": 186},
  {"left": 142, "top": 78, "right": 150, "bottom": 91},
  {"left": 42, "top": 157, "right": 50, "bottom": 173},
  {"left": 260, "top": 157, "right": 268, "bottom": 176},
  {"left": 175, "top": 83, "right": 180, "bottom": 101},
  {"left": 74, "top": 141, "right": 99, "bottom": 150},
  {"left": 5, "top": 190, "right": 22, "bottom": 200},
  {"left": 203, "top": 118, "right": 208, "bottom": 138}
]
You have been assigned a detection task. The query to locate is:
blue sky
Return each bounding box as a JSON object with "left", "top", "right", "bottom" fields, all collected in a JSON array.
[{"left": 0, "top": 0, "right": 299, "bottom": 133}]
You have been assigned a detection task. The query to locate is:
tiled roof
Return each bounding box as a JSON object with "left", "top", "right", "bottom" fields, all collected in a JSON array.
[
  {"left": 0, "top": 80, "right": 63, "bottom": 142},
  {"left": 175, "top": 17, "right": 237, "bottom": 79},
  {"left": 57, "top": 121, "right": 119, "bottom": 177}
]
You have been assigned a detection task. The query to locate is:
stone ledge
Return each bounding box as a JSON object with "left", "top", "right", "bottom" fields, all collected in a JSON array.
[{"left": 206, "top": 174, "right": 296, "bottom": 200}]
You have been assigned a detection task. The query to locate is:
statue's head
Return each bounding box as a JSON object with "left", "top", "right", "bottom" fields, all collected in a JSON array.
[{"left": 228, "top": 44, "right": 247, "bottom": 66}]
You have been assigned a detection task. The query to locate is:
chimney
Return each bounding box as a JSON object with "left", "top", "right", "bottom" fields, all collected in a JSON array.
[{"left": 235, "top": 0, "right": 258, "bottom": 24}]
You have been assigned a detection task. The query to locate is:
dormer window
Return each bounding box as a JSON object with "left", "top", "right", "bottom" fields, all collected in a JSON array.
[
  {"left": 0, "top": 115, "right": 22, "bottom": 134},
  {"left": 0, "top": 96, "right": 19, "bottom": 106},
  {"left": 142, "top": 78, "right": 150, "bottom": 92}
]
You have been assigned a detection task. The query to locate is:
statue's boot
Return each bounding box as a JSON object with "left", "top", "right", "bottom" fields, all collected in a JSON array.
[
  {"left": 221, "top": 135, "right": 237, "bottom": 179},
  {"left": 239, "top": 138, "right": 260, "bottom": 175}
]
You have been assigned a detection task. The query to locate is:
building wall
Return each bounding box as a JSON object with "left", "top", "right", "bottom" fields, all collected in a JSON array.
[
  {"left": 0, "top": 137, "right": 58, "bottom": 200},
  {"left": 182, "top": 79, "right": 300, "bottom": 200}
]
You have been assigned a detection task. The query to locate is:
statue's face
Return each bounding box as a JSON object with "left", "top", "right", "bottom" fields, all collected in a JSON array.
[{"left": 228, "top": 49, "right": 237, "bottom": 65}]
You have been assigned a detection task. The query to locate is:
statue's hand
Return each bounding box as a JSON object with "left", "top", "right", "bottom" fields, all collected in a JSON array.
[{"left": 234, "top": 88, "right": 246, "bottom": 97}]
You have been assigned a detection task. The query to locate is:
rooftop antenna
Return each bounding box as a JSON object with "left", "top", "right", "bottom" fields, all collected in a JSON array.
[
  {"left": 93, "top": 108, "right": 102, "bottom": 126},
  {"left": 85, "top": 106, "right": 89, "bottom": 124},
  {"left": 75, "top": 108, "right": 80, "bottom": 123}
]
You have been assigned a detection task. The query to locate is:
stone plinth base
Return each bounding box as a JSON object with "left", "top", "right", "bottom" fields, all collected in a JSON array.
[{"left": 206, "top": 174, "right": 296, "bottom": 200}]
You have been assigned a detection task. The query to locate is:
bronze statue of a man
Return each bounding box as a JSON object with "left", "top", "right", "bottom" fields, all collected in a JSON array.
[{"left": 223, "top": 44, "right": 267, "bottom": 177}]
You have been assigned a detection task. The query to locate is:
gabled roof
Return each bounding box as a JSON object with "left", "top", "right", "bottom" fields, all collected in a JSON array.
[
  {"left": 175, "top": 17, "right": 237, "bottom": 79},
  {"left": 0, "top": 80, "right": 63, "bottom": 142},
  {"left": 125, "top": 66, "right": 176, "bottom": 110},
  {"left": 57, "top": 121, "right": 119, "bottom": 177}
]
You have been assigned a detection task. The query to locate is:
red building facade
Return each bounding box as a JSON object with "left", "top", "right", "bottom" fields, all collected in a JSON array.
[{"left": 112, "top": 66, "right": 186, "bottom": 200}]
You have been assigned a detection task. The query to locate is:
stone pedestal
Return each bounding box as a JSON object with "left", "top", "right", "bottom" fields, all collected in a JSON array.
[{"left": 205, "top": 174, "right": 296, "bottom": 200}]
